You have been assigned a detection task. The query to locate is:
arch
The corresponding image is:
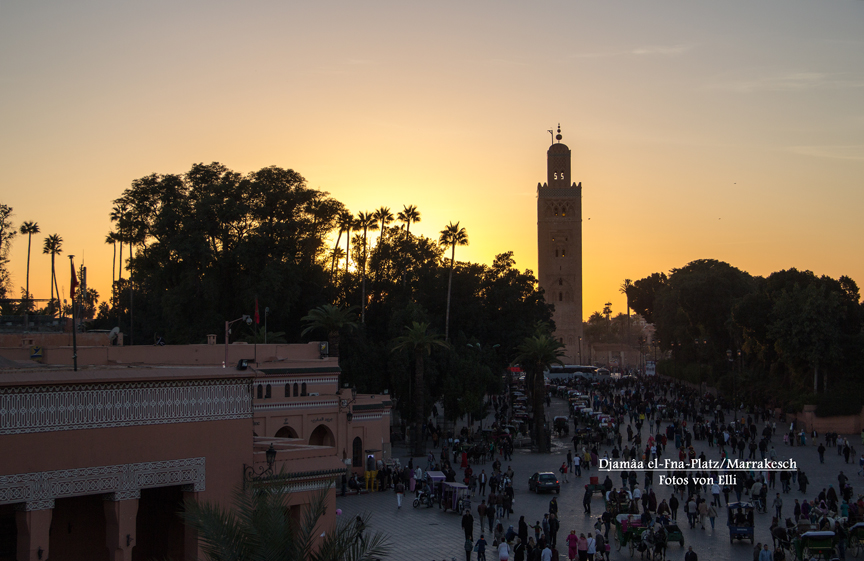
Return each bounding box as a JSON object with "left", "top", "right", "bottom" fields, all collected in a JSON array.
[
  {"left": 285, "top": 383, "right": 290, "bottom": 397},
  {"left": 293, "top": 383, "right": 299, "bottom": 397},
  {"left": 309, "top": 424, "right": 335, "bottom": 447},
  {"left": 559, "top": 292, "right": 563, "bottom": 302},
  {"left": 352, "top": 436, "right": 363, "bottom": 466},
  {"left": 301, "top": 382, "right": 307, "bottom": 396},
  {"left": 256, "top": 385, "right": 263, "bottom": 399},
  {"left": 275, "top": 426, "right": 299, "bottom": 439},
  {"left": 265, "top": 384, "right": 272, "bottom": 398}
]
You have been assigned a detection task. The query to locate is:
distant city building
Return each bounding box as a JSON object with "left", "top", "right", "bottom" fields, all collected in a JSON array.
[{"left": 537, "top": 125, "right": 583, "bottom": 362}]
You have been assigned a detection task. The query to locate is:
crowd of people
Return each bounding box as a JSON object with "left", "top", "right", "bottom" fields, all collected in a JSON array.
[{"left": 367, "top": 372, "right": 862, "bottom": 561}]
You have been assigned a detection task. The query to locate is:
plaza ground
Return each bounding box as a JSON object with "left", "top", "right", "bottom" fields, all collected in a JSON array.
[{"left": 336, "top": 392, "right": 861, "bottom": 561}]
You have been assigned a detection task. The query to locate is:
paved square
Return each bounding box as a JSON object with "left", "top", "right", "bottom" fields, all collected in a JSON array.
[{"left": 337, "top": 391, "right": 860, "bottom": 560}]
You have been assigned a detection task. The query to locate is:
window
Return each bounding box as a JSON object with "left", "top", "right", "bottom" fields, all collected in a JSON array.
[
  {"left": 301, "top": 383, "right": 307, "bottom": 396},
  {"left": 285, "top": 383, "right": 290, "bottom": 397},
  {"left": 559, "top": 292, "right": 562, "bottom": 302},
  {"left": 293, "top": 383, "right": 299, "bottom": 397},
  {"left": 555, "top": 249, "right": 558, "bottom": 257},
  {"left": 559, "top": 279, "right": 563, "bottom": 286},
  {"left": 265, "top": 384, "right": 271, "bottom": 399},
  {"left": 562, "top": 249, "right": 566, "bottom": 256},
  {"left": 256, "top": 385, "right": 263, "bottom": 399}
]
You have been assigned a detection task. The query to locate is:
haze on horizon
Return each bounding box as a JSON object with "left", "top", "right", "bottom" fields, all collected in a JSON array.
[{"left": 1, "top": 0, "right": 862, "bottom": 320}]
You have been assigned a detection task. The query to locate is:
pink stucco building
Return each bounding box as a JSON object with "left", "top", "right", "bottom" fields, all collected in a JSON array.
[{"left": 0, "top": 337, "right": 390, "bottom": 561}]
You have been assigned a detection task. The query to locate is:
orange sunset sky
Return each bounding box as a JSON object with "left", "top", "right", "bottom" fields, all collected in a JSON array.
[{"left": 2, "top": 1, "right": 863, "bottom": 319}]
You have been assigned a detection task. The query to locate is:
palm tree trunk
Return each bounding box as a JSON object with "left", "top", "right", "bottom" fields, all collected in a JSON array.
[
  {"left": 111, "top": 240, "right": 116, "bottom": 290},
  {"left": 25, "top": 234, "right": 32, "bottom": 306},
  {"left": 330, "top": 230, "right": 343, "bottom": 276},
  {"left": 48, "top": 258, "right": 55, "bottom": 311},
  {"left": 118, "top": 239, "right": 124, "bottom": 281},
  {"left": 361, "top": 231, "right": 367, "bottom": 323},
  {"left": 51, "top": 255, "right": 60, "bottom": 317},
  {"left": 413, "top": 350, "right": 425, "bottom": 457},
  {"left": 444, "top": 244, "right": 455, "bottom": 341}
]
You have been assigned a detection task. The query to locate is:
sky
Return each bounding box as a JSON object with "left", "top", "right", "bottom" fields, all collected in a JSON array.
[{"left": 1, "top": 0, "right": 863, "bottom": 320}]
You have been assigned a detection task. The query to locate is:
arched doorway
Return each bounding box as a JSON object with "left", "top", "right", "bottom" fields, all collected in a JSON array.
[
  {"left": 352, "top": 436, "right": 362, "bottom": 467},
  {"left": 308, "top": 424, "right": 335, "bottom": 447},
  {"left": 275, "top": 426, "right": 299, "bottom": 439}
]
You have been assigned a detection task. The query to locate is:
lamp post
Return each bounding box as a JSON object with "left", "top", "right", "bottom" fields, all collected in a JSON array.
[
  {"left": 225, "top": 315, "right": 252, "bottom": 368},
  {"left": 243, "top": 444, "right": 277, "bottom": 489},
  {"left": 69, "top": 255, "right": 78, "bottom": 372}
]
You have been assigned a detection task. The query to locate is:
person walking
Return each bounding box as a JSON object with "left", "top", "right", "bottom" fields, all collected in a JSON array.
[
  {"left": 586, "top": 532, "right": 597, "bottom": 561},
  {"left": 395, "top": 480, "right": 405, "bottom": 508},
  {"left": 758, "top": 544, "right": 772, "bottom": 561},
  {"left": 476, "top": 535, "right": 488, "bottom": 561},
  {"left": 561, "top": 461, "right": 569, "bottom": 483},
  {"left": 478, "top": 500, "right": 488, "bottom": 533},
  {"left": 463, "top": 509, "right": 475, "bottom": 541},
  {"left": 583, "top": 485, "right": 592, "bottom": 514},
  {"left": 684, "top": 545, "right": 698, "bottom": 561},
  {"left": 466, "top": 537, "right": 476, "bottom": 561},
  {"left": 480, "top": 469, "right": 488, "bottom": 495},
  {"left": 772, "top": 494, "right": 783, "bottom": 519},
  {"left": 707, "top": 503, "right": 717, "bottom": 529}
]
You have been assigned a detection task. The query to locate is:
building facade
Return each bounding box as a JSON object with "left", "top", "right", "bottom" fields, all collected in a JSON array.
[
  {"left": 0, "top": 341, "right": 390, "bottom": 561},
  {"left": 537, "top": 126, "right": 583, "bottom": 362}
]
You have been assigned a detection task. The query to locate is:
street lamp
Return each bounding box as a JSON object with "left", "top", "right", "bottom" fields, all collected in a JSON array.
[
  {"left": 243, "top": 444, "right": 277, "bottom": 489},
  {"left": 225, "top": 315, "right": 252, "bottom": 368}
]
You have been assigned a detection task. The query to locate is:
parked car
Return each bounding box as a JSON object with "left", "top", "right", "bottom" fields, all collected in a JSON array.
[{"left": 529, "top": 472, "right": 560, "bottom": 494}]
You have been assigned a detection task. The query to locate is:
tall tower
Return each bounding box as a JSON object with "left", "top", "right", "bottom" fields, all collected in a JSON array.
[{"left": 537, "top": 125, "right": 583, "bottom": 363}]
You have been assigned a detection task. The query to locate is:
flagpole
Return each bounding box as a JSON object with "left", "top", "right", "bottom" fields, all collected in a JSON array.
[{"left": 69, "top": 255, "right": 78, "bottom": 372}]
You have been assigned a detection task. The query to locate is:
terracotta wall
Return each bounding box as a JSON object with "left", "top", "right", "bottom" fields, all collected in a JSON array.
[
  {"left": 1, "top": 417, "right": 251, "bottom": 510},
  {"left": 790, "top": 405, "right": 864, "bottom": 434}
]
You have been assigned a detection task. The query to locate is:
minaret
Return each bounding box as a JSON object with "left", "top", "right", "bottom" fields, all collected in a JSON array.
[{"left": 537, "top": 125, "right": 583, "bottom": 363}]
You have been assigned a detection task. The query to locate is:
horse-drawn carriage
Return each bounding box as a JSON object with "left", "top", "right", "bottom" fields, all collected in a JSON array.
[
  {"left": 791, "top": 531, "right": 836, "bottom": 560},
  {"left": 606, "top": 489, "right": 638, "bottom": 515},
  {"left": 612, "top": 514, "right": 651, "bottom": 557},
  {"left": 847, "top": 522, "right": 864, "bottom": 558},
  {"left": 727, "top": 502, "right": 755, "bottom": 544}
]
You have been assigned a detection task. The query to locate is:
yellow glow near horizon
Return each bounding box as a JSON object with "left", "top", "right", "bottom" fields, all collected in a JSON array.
[{"left": 1, "top": 1, "right": 862, "bottom": 322}]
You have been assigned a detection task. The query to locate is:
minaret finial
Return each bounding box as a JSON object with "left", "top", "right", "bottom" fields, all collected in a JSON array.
[
  {"left": 556, "top": 124, "right": 562, "bottom": 143},
  {"left": 547, "top": 127, "right": 554, "bottom": 144}
]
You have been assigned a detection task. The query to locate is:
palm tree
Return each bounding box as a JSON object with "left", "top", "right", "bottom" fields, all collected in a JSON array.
[
  {"left": 105, "top": 231, "right": 118, "bottom": 291},
  {"left": 396, "top": 205, "right": 421, "bottom": 235},
  {"left": 182, "top": 485, "right": 390, "bottom": 561},
  {"left": 392, "top": 321, "right": 449, "bottom": 457},
  {"left": 372, "top": 206, "right": 394, "bottom": 243},
  {"left": 110, "top": 200, "right": 130, "bottom": 280},
  {"left": 340, "top": 213, "right": 356, "bottom": 275},
  {"left": 42, "top": 234, "right": 63, "bottom": 315},
  {"left": 19, "top": 221, "right": 39, "bottom": 308},
  {"left": 439, "top": 221, "right": 469, "bottom": 341},
  {"left": 515, "top": 332, "right": 565, "bottom": 453},
  {"left": 355, "top": 211, "right": 379, "bottom": 323},
  {"left": 331, "top": 210, "right": 353, "bottom": 277},
  {"left": 620, "top": 279, "right": 633, "bottom": 345},
  {"left": 301, "top": 304, "right": 358, "bottom": 358}
]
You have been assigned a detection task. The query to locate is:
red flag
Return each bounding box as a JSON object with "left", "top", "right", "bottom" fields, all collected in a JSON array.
[
  {"left": 254, "top": 298, "right": 260, "bottom": 324},
  {"left": 70, "top": 260, "right": 79, "bottom": 299}
]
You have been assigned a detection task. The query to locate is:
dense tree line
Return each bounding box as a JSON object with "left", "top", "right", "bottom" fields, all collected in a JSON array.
[
  {"left": 73, "top": 163, "right": 555, "bottom": 435},
  {"left": 625, "top": 259, "right": 864, "bottom": 413}
]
